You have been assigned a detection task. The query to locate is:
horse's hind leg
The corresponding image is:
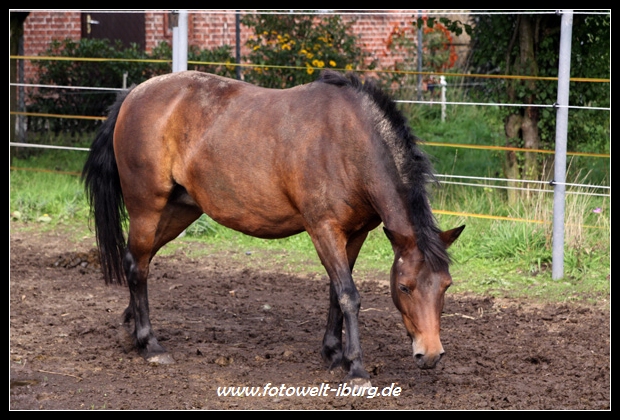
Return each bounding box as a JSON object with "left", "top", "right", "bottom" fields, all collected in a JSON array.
[
  {"left": 321, "top": 281, "right": 344, "bottom": 368},
  {"left": 122, "top": 189, "right": 203, "bottom": 364}
]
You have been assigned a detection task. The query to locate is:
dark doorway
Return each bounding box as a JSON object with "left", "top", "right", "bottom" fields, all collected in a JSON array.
[{"left": 81, "top": 12, "right": 145, "bottom": 50}]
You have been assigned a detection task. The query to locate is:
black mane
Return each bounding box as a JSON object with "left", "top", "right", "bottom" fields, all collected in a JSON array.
[{"left": 317, "top": 70, "right": 451, "bottom": 271}]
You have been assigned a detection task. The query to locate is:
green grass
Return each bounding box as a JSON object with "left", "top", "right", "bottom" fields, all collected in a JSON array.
[
  {"left": 10, "top": 114, "right": 610, "bottom": 306},
  {"left": 149, "top": 210, "right": 609, "bottom": 305},
  {"left": 10, "top": 149, "right": 88, "bottom": 223}
]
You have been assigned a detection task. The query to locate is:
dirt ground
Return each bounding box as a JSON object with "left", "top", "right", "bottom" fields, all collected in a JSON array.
[{"left": 10, "top": 224, "right": 610, "bottom": 410}]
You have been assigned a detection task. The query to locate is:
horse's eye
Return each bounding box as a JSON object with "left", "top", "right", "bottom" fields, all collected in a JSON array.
[{"left": 398, "top": 284, "right": 410, "bottom": 294}]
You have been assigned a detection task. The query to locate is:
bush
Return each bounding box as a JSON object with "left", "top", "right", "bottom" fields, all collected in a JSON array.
[
  {"left": 241, "top": 12, "right": 375, "bottom": 88},
  {"left": 188, "top": 44, "right": 237, "bottom": 78},
  {"left": 27, "top": 38, "right": 159, "bottom": 137},
  {"left": 26, "top": 38, "right": 236, "bottom": 140}
]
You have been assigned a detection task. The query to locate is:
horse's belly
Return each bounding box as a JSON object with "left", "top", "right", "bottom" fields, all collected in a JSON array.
[
  {"left": 190, "top": 182, "right": 305, "bottom": 239},
  {"left": 207, "top": 207, "right": 306, "bottom": 239}
]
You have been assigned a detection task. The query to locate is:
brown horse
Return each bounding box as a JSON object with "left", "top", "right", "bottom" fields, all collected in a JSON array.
[{"left": 82, "top": 69, "right": 464, "bottom": 386}]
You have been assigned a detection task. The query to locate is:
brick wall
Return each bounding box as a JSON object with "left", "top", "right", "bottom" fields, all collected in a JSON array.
[
  {"left": 18, "top": 10, "right": 469, "bottom": 83},
  {"left": 187, "top": 12, "right": 248, "bottom": 53},
  {"left": 22, "top": 11, "right": 82, "bottom": 52},
  {"left": 21, "top": 11, "right": 81, "bottom": 82}
]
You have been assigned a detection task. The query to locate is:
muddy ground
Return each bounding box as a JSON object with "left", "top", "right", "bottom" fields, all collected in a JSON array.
[{"left": 10, "top": 224, "right": 610, "bottom": 410}]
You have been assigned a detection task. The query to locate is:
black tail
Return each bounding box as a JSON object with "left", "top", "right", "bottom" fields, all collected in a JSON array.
[{"left": 82, "top": 88, "right": 133, "bottom": 285}]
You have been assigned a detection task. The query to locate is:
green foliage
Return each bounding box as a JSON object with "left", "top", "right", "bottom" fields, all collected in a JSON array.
[
  {"left": 380, "top": 15, "right": 471, "bottom": 99},
  {"left": 478, "top": 221, "right": 550, "bottom": 262},
  {"left": 420, "top": 16, "right": 472, "bottom": 36},
  {"left": 468, "top": 12, "right": 610, "bottom": 155},
  {"left": 26, "top": 38, "right": 236, "bottom": 141},
  {"left": 241, "top": 12, "right": 374, "bottom": 88},
  {"left": 183, "top": 214, "right": 218, "bottom": 237},
  {"left": 27, "top": 38, "right": 168, "bottom": 136},
  {"left": 10, "top": 149, "right": 87, "bottom": 223},
  {"left": 414, "top": 104, "right": 505, "bottom": 178},
  {"left": 188, "top": 44, "right": 237, "bottom": 78}
]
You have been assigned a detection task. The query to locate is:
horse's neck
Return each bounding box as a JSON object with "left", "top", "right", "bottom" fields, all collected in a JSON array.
[{"left": 369, "top": 181, "right": 415, "bottom": 240}]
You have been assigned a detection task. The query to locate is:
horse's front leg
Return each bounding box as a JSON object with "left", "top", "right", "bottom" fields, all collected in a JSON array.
[
  {"left": 321, "top": 230, "right": 368, "bottom": 371},
  {"left": 335, "top": 276, "right": 370, "bottom": 385},
  {"left": 310, "top": 226, "right": 371, "bottom": 386},
  {"left": 122, "top": 247, "right": 174, "bottom": 364}
]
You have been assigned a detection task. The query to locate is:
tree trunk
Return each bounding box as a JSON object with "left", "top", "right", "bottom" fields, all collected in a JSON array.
[
  {"left": 521, "top": 107, "right": 540, "bottom": 191},
  {"left": 518, "top": 17, "right": 540, "bottom": 195},
  {"left": 502, "top": 15, "right": 541, "bottom": 202},
  {"left": 504, "top": 114, "right": 522, "bottom": 204}
]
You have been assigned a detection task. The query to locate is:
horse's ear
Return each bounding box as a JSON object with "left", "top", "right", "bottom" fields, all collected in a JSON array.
[
  {"left": 383, "top": 227, "right": 407, "bottom": 249},
  {"left": 440, "top": 225, "right": 465, "bottom": 248}
]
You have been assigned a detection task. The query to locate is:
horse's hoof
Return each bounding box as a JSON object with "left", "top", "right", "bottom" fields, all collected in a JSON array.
[
  {"left": 147, "top": 353, "right": 175, "bottom": 365},
  {"left": 348, "top": 377, "right": 372, "bottom": 390}
]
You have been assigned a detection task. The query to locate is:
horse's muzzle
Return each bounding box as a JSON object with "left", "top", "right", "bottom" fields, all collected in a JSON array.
[{"left": 412, "top": 340, "right": 445, "bottom": 369}]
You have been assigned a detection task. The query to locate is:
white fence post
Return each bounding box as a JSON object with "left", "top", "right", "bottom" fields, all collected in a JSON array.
[
  {"left": 552, "top": 10, "right": 573, "bottom": 280},
  {"left": 440, "top": 75, "right": 447, "bottom": 122},
  {"left": 172, "top": 10, "right": 188, "bottom": 73}
]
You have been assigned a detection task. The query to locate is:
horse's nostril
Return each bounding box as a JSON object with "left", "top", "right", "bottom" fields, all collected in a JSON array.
[{"left": 414, "top": 351, "right": 444, "bottom": 369}]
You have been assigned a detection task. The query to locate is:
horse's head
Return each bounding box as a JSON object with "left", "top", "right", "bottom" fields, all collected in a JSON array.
[{"left": 384, "top": 225, "right": 465, "bottom": 369}]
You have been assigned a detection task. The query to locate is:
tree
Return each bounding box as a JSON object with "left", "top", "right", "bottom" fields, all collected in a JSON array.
[{"left": 468, "top": 11, "right": 610, "bottom": 202}]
